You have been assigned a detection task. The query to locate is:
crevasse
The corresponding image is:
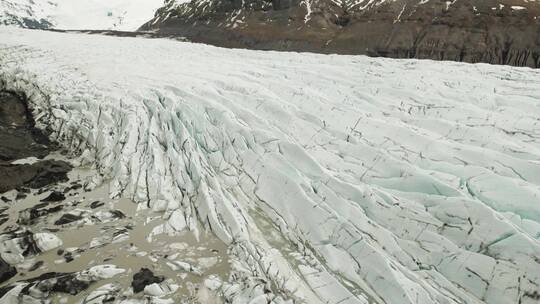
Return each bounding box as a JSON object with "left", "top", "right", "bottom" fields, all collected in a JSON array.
[{"left": 1, "top": 28, "right": 539, "bottom": 304}]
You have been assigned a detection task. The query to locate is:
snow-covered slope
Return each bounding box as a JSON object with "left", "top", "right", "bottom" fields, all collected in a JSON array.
[
  {"left": 0, "top": 0, "right": 55, "bottom": 29},
  {"left": 1, "top": 28, "right": 540, "bottom": 304},
  {"left": 51, "top": 0, "right": 166, "bottom": 31},
  {"left": 0, "top": 0, "right": 164, "bottom": 30}
]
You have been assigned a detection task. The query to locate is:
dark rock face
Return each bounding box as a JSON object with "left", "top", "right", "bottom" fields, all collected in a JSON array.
[
  {"left": 46, "top": 273, "right": 90, "bottom": 295},
  {"left": 0, "top": 15, "right": 53, "bottom": 30},
  {"left": 141, "top": 0, "right": 540, "bottom": 68},
  {"left": 0, "top": 257, "right": 17, "bottom": 284},
  {"left": 0, "top": 228, "right": 50, "bottom": 257},
  {"left": 109, "top": 210, "right": 126, "bottom": 219},
  {"left": 89, "top": 201, "right": 104, "bottom": 209},
  {"left": 0, "top": 161, "right": 72, "bottom": 193},
  {"left": 41, "top": 191, "right": 67, "bottom": 202},
  {"left": 18, "top": 202, "right": 64, "bottom": 225},
  {"left": 0, "top": 265, "right": 124, "bottom": 301},
  {"left": 12, "top": 271, "right": 89, "bottom": 295},
  {"left": 0, "top": 92, "right": 51, "bottom": 161},
  {"left": 28, "top": 260, "right": 44, "bottom": 272},
  {"left": 0, "top": 92, "right": 72, "bottom": 193},
  {"left": 18, "top": 18, "right": 54, "bottom": 30},
  {"left": 64, "top": 182, "right": 83, "bottom": 193},
  {"left": 54, "top": 213, "right": 83, "bottom": 225},
  {"left": 0, "top": 0, "right": 54, "bottom": 30},
  {"left": 0, "top": 207, "right": 8, "bottom": 226},
  {"left": 131, "top": 268, "right": 164, "bottom": 293}
]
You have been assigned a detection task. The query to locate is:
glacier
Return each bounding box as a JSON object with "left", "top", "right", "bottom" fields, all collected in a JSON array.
[{"left": 0, "top": 28, "right": 539, "bottom": 304}]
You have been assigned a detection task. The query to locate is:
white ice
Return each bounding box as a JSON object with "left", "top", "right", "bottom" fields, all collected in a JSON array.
[{"left": 0, "top": 28, "right": 539, "bottom": 304}]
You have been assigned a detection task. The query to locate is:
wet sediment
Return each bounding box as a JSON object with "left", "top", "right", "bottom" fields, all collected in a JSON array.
[{"left": 0, "top": 90, "right": 73, "bottom": 285}]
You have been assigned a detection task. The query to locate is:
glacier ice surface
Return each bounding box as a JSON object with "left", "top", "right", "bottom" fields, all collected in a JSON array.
[{"left": 0, "top": 28, "right": 539, "bottom": 304}]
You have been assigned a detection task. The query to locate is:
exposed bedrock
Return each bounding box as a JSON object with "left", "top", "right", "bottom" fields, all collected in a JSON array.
[
  {"left": 0, "top": 91, "right": 72, "bottom": 193},
  {"left": 0, "top": 161, "right": 72, "bottom": 193},
  {"left": 0, "top": 257, "right": 16, "bottom": 284},
  {"left": 142, "top": 0, "right": 540, "bottom": 68},
  {"left": 0, "top": 91, "right": 50, "bottom": 161}
]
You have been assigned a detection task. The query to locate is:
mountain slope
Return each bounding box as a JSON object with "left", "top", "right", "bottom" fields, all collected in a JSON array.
[
  {"left": 1, "top": 28, "right": 539, "bottom": 304},
  {"left": 142, "top": 0, "right": 540, "bottom": 67},
  {"left": 0, "top": 0, "right": 164, "bottom": 30},
  {"left": 0, "top": 0, "right": 54, "bottom": 29}
]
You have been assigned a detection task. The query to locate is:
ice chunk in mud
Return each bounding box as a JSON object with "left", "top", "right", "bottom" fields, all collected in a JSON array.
[
  {"left": 0, "top": 265, "right": 125, "bottom": 301},
  {"left": 41, "top": 190, "right": 66, "bottom": 202},
  {"left": 131, "top": 268, "right": 164, "bottom": 293},
  {"left": 204, "top": 275, "right": 223, "bottom": 291},
  {"left": 81, "top": 283, "right": 121, "bottom": 304},
  {"left": 54, "top": 212, "right": 83, "bottom": 225},
  {"left": 165, "top": 260, "right": 203, "bottom": 275},
  {"left": 34, "top": 232, "right": 63, "bottom": 251},
  {"left": 0, "top": 229, "right": 62, "bottom": 264},
  {"left": 18, "top": 202, "right": 64, "bottom": 225},
  {"left": 89, "top": 227, "right": 130, "bottom": 248},
  {"left": 144, "top": 279, "right": 180, "bottom": 297},
  {"left": 82, "top": 265, "right": 126, "bottom": 280}
]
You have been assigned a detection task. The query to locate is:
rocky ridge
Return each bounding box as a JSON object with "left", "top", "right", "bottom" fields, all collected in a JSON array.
[
  {"left": 142, "top": 0, "right": 540, "bottom": 67},
  {"left": 0, "top": 0, "right": 54, "bottom": 29}
]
